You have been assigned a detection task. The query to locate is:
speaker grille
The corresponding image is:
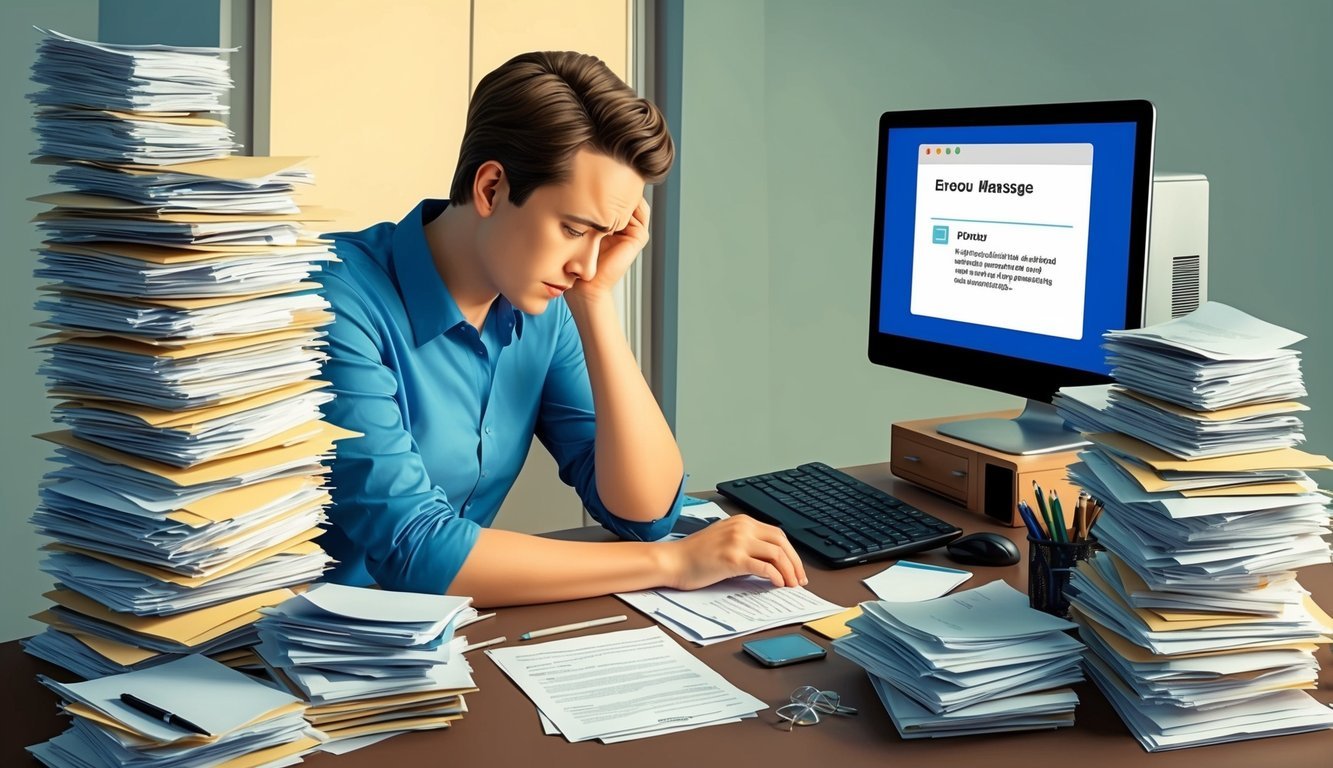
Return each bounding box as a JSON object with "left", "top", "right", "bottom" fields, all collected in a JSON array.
[{"left": 1171, "top": 254, "right": 1201, "bottom": 317}]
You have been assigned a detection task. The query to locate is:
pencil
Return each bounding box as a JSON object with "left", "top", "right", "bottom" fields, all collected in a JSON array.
[
  {"left": 1087, "top": 499, "right": 1104, "bottom": 532},
  {"left": 1017, "top": 500, "right": 1044, "bottom": 540},
  {"left": 1022, "top": 499, "right": 1049, "bottom": 538},
  {"left": 519, "top": 614, "right": 628, "bottom": 641},
  {"left": 1051, "top": 490, "right": 1068, "bottom": 543},
  {"left": 1032, "top": 482, "right": 1055, "bottom": 540},
  {"left": 463, "top": 636, "right": 507, "bottom": 653}
]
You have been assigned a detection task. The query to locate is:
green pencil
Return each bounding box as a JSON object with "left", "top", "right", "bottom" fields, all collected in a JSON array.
[
  {"left": 1032, "top": 481, "right": 1056, "bottom": 541},
  {"left": 1051, "top": 489, "right": 1068, "bottom": 543}
]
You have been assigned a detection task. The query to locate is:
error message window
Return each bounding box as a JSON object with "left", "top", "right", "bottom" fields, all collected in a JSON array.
[{"left": 909, "top": 143, "right": 1093, "bottom": 340}]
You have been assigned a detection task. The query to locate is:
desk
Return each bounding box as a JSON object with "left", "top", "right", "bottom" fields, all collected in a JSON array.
[{"left": 4, "top": 463, "right": 1331, "bottom": 767}]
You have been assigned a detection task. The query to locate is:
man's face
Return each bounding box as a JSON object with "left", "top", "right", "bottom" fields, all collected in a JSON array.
[{"left": 476, "top": 148, "right": 645, "bottom": 314}]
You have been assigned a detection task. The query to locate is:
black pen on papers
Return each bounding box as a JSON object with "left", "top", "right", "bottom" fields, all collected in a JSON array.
[{"left": 119, "top": 693, "right": 211, "bottom": 736}]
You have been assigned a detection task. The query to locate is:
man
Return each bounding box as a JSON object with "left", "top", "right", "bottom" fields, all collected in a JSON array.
[{"left": 319, "top": 51, "right": 804, "bottom": 605}]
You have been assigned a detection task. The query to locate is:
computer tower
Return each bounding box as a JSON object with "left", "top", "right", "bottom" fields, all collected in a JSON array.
[{"left": 1143, "top": 173, "right": 1209, "bottom": 326}]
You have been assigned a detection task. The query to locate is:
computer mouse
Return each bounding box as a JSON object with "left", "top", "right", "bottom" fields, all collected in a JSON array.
[{"left": 945, "top": 532, "right": 1021, "bottom": 567}]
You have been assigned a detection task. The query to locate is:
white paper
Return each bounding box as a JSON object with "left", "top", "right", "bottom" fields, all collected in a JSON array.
[
  {"left": 485, "top": 626, "right": 765, "bottom": 743},
  {"left": 617, "top": 577, "right": 842, "bottom": 645},
  {"left": 863, "top": 561, "right": 972, "bottom": 602}
]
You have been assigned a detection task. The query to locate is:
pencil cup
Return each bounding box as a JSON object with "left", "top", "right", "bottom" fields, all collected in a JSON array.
[{"left": 1026, "top": 536, "right": 1096, "bottom": 619}]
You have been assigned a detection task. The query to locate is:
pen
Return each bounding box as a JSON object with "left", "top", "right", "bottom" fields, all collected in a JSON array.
[
  {"left": 519, "top": 614, "right": 628, "bottom": 641},
  {"left": 1016, "top": 500, "right": 1044, "bottom": 540},
  {"left": 463, "top": 635, "right": 507, "bottom": 653},
  {"left": 1050, "top": 490, "right": 1068, "bottom": 543},
  {"left": 119, "top": 693, "right": 210, "bottom": 736},
  {"left": 1025, "top": 499, "right": 1050, "bottom": 538}
]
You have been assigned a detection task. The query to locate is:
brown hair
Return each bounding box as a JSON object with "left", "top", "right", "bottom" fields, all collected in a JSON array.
[{"left": 449, "top": 51, "right": 675, "bottom": 206}]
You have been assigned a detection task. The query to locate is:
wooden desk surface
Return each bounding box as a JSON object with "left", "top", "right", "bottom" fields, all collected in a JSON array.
[{"left": 4, "top": 463, "right": 1331, "bottom": 767}]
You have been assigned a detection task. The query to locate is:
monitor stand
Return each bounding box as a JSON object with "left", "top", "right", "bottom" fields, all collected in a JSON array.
[{"left": 935, "top": 399, "right": 1089, "bottom": 456}]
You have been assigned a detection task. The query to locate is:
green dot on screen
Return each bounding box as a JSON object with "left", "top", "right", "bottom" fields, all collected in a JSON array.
[
  {"left": 955, "top": 146, "right": 961, "bottom": 153},
  {"left": 945, "top": 148, "right": 951, "bottom": 154}
]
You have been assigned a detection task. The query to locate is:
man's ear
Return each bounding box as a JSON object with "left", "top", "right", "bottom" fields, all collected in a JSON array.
[{"left": 472, "top": 161, "right": 505, "bottom": 218}]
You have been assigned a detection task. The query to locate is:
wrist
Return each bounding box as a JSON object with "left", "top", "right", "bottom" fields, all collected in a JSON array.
[
  {"left": 564, "top": 287, "right": 616, "bottom": 317},
  {"left": 649, "top": 540, "right": 684, "bottom": 590}
]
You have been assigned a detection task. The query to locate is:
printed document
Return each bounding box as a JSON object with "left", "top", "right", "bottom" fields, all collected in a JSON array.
[{"left": 486, "top": 626, "right": 765, "bottom": 742}]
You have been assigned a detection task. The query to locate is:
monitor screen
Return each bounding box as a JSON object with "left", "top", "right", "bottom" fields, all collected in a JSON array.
[{"left": 868, "top": 100, "right": 1155, "bottom": 405}]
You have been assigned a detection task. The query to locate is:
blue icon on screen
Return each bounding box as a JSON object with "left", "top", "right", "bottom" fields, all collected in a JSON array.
[{"left": 932, "top": 225, "right": 949, "bottom": 244}]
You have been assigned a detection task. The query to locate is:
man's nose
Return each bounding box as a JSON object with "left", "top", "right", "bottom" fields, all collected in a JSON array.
[{"left": 567, "top": 241, "right": 599, "bottom": 282}]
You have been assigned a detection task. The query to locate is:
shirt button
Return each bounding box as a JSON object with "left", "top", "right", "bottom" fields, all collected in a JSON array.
[
  {"left": 480, "top": 471, "right": 487, "bottom": 478},
  {"left": 484, "top": 427, "right": 492, "bottom": 435}
]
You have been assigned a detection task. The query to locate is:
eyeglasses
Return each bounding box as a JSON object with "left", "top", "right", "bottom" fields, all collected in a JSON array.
[{"left": 775, "top": 686, "right": 858, "bottom": 731}]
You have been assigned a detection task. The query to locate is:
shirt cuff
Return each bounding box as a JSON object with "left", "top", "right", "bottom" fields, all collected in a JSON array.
[
  {"left": 372, "top": 512, "right": 483, "bottom": 595},
  {"left": 583, "top": 475, "right": 686, "bottom": 542}
]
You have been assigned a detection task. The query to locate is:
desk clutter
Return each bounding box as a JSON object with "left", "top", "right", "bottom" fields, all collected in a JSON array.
[
  {"left": 14, "top": 27, "right": 1333, "bottom": 763},
  {"left": 255, "top": 584, "right": 480, "bottom": 750},
  {"left": 21, "top": 27, "right": 358, "bottom": 768},
  {"left": 1054, "top": 302, "right": 1333, "bottom": 750},
  {"left": 29, "top": 654, "right": 318, "bottom": 768},
  {"left": 487, "top": 626, "right": 767, "bottom": 743},
  {"left": 23, "top": 27, "right": 352, "bottom": 682},
  {"left": 615, "top": 575, "right": 844, "bottom": 645},
  {"left": 833, "top": 581, "right": 1086, "bottom": 737}
]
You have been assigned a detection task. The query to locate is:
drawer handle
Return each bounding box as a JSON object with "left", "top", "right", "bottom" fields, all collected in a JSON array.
[
  {"left": 950, "top": 469, "right": 968, "bottom": 478},
  {"left": 902, "top": 455, "right": 921, "bottom": 463}
]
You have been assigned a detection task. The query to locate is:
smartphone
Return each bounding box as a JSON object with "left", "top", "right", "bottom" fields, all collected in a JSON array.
[{"left": 742, "top": 633, "right": 827, "bottom": 667}]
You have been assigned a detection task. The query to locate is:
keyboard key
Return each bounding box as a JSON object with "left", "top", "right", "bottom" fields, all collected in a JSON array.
[{"left": 716, "top": 463, "right": 963, "bottom": 567}]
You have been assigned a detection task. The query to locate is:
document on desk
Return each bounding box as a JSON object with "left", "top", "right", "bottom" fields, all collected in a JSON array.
[
  {"left": 486, "top": 626, "right": 765, "bottom": 743},
  {"left": 863, "top": 561, "right": 972, "bottom": 602},
  {"left": 615, "top": 576, "right": 843, "bottom": 645}
]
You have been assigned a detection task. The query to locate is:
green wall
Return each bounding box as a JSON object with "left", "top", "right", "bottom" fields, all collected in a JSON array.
[
  {"left": 0, "top": 0, "right": 227, "bottom": 643},
  {"left": 0, "top": 1, "right": 99, "bottom": 643},
  {"left": 673, "top": 0, "right": 1333, "bottom": 490}
]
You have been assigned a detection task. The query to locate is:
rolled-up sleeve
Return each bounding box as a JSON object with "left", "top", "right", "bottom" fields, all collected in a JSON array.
[
  {"left": 320, "top": 269, "right": 480, "bottom": 594},
  {"left": 534, "top": 302, "right": 684, "bottom": 542}
]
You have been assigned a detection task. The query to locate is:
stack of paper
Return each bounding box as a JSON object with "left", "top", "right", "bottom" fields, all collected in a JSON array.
[
  {"left": 1103, "top": 303, "right": 1308, "bottom": 412},
  {"left": 833, "top": 581, "right": 1085, "bottom": 738},
  {"left": 616, "top": 575, "right": 843, "bottom": 645},
  {"left": 1054, "top": 302, "right": 1333, "bottom": 751},
  {"left": 28, "top": 653, "right": 317, "bottom": 768},
  {"left": 255, "top": 584, "right": 480, "bottom": 749},
  {"left": 23, "top": 28, "right": 352, "bottom": 682},
  {"left": 488, "top": 626, "right": 767, "bottom": 743}
]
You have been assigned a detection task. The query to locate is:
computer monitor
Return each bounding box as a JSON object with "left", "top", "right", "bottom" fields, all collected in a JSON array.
[{"left": 868, "top": 100, "right": 1156, "bottom": 455}]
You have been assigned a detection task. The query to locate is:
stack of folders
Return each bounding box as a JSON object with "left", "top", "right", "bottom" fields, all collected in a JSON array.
[
  {"left": 22, "top": 27, "right": 355, "bottom": 682},
  {"left": 28, "top": 654, "right": 318, "bottom": 768},
  {"left": 1053, "top": 302, "right": 1333, "bottom": 751},
  {"left": 256, "top": 584, "right": 480, "bottom": 750},
  {"left": 832, "top": 581, "right": 1086, "bottom": 738}
]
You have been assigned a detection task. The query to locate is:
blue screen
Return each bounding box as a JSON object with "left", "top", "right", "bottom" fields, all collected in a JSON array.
[{"left": 877, "top": 122, "right": 1139, "bottom": 375}]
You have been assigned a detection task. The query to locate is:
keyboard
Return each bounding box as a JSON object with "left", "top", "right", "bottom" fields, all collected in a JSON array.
[{"left": 716, "top": 462, "right": 963, "bottom": 568}]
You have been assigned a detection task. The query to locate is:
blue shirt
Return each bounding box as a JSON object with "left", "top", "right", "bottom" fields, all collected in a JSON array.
[{"left": 317, "top": 199, "right": 683, "bottom": 594}]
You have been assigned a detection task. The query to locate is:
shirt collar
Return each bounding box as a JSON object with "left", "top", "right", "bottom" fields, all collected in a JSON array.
[{"left": 391, "top": 199, "right": 524, "bottom": 348}]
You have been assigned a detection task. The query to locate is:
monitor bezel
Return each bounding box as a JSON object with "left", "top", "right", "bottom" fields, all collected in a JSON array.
[{"left": 867, "top": 99, "right": 1155, "bottom": 403}]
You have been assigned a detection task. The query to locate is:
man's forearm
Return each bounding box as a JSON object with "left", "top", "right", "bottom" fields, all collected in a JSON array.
[
  {"left": 448, "top": 528, "right": 673, "bottom": 606},
  {"left": 566, "top": 293, "right": 684, "bottom": 521}
]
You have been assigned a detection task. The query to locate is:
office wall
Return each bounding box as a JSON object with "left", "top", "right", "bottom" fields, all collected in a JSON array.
[
  {"left": 671, "top": 0, "right": 1333, "bottom": 489},
  {"left": 0, "top": 0, "right": 99, "bottom": 644}
]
